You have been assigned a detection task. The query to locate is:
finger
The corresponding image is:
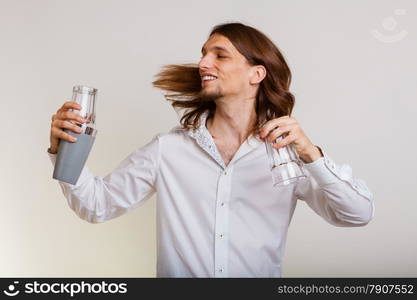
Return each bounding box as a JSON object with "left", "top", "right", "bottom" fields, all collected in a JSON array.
[
  {"left": 51, "top": 127, "right": 78, "bottom": 142},
  {"left": 57, "top": 101, "right": 82, "bottom": 113},
  {"left": 260, "top": 116, "right": 295, "bottom": 138},
  {"left": 266, "top": 125, "right": 292, "bottom": 142},
  {"left": 56, "top": 111, "right": 86, "bottom": 123},
  {"left": 53, "top": 119, "right": 83, "bottom": 133},
  {"left": 261, "top": 116, "right": 295, "bottom": 138},
  {"left": 273, "top": 134, "right": 296, "bottom": 149}
]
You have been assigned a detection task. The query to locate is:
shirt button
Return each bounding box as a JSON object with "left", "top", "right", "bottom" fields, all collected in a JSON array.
[
  {"left": 223, "top": 171, "right": 227, "bottom": 175},
  {"left": 219, "top": 268, "right": 223, "bottom": 273},
  {"left": 221, "top": 202, "right": 225, "bottom": 206},
  {"left": 219, "top": 234, "right": 224, "bottom": 238}
]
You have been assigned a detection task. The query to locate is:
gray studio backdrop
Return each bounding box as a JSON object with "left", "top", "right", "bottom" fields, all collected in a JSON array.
[{"left": 1, "top": 0, "right": 416, "bottom": 277}]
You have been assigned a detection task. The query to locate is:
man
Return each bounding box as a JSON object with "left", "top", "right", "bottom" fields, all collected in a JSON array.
[{"left": 48, "top": 23, "right": 374, "bottom": 277}]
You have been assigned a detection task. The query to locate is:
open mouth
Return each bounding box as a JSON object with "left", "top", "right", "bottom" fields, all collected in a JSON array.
[{"left": 201, "top": 75, "right": 218, "bottom": 83}]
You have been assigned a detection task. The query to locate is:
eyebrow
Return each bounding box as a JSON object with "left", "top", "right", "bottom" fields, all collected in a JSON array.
[{"left": 201, "top": 46, "right": 231, "bottom": 55}]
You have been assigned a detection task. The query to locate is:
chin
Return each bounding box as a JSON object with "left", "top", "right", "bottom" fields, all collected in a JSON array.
[{"left": 200, "top": 87, "right": 223, "bottom": 101}]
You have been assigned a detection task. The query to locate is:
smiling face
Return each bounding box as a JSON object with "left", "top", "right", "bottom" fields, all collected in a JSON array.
[{"left": 198, "top": 34, "right": 256, "bottom": 100}]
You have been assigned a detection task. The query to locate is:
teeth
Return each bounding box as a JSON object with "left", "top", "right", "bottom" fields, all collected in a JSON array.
[{"left": 202, "top": 75, "right": 217, "bottom": 81}]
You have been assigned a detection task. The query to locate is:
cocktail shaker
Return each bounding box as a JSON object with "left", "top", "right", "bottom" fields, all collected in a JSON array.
[
  {"left": 53, "top": 85, "right": 98, "bottom": 185},
  {"left": 265, "top": 133, "right": 307, "bottom": 187}
]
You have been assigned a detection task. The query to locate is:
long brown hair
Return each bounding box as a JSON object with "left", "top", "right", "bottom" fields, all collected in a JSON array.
[{"left": 152, "top": 22, "right": 295, "bottom": 135}]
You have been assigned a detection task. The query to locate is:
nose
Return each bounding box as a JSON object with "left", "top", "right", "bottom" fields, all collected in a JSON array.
[{"left": 198, "top": 54, "right": 212, "bottom": 71}]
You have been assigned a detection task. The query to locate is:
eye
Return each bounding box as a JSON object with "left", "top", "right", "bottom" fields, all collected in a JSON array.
[{"left": 217, "top": 54, "right": 227, "bottom": 59}]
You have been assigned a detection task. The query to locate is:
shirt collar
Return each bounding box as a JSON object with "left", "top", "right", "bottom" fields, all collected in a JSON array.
[{"left": 187, "top": 110, "right": 264, "bottom": 169}]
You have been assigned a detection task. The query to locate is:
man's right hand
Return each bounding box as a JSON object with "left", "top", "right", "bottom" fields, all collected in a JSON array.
[{"left": 49, "top": 101, "right": 86, "bottom": 154}]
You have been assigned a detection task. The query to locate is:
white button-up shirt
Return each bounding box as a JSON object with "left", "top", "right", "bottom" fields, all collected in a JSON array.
[{"left": 48, "top": 111, "right": 374, "bottom": 277}]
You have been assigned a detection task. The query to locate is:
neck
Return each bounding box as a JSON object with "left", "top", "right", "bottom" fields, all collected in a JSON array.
[{"left": 207, "top": 95, "right": 257, "bottom": 143}]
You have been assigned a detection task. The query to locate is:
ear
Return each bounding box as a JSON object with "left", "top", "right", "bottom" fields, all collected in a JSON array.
[{"left": 249, "top": 65, "right": 267, "bottom": 85}]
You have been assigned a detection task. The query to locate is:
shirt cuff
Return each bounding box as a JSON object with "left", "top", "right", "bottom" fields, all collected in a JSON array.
[
  {"left": 47, "top": 149, "right": 57, "bottom": 165},
  {"left": 302, "top": 150, "right": 340, "bottom": 186}
]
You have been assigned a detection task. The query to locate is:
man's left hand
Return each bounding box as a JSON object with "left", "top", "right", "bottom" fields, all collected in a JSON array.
[{"left": 259, "top": 116, "right": 323, "bottom": 163}]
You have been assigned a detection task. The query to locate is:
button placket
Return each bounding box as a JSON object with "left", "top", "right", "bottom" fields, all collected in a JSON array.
[{"left": 213, "top": 166, "right": 232, "bottom": 277}]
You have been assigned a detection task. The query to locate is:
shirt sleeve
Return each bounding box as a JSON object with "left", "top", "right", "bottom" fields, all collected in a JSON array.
[
  {"left": 294, "top": 149, "right": 374, "bottom": 227},
  {"left": 48, "top": 134, "right": 160, "bottom": 224}
]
